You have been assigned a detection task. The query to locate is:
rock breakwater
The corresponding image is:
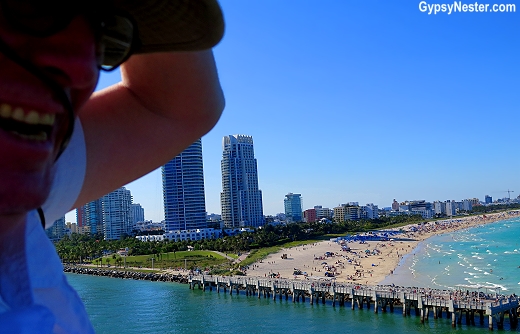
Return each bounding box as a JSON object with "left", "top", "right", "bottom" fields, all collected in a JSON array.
[{"left": 64, "top": 266, "right": 189, "bottom": 284}]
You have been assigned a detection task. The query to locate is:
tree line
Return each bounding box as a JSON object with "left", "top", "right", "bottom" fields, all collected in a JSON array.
[
  {"left": 54, "top": 214, "right": 424, "bottom": 262},
  {"left": 55, "top": 204, "right": 520, "bottom": 263}
]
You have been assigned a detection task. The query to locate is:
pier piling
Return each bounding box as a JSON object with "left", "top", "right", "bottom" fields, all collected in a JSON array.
[{"left": 186, "top": 275, "right": 518, "bottom": 331}]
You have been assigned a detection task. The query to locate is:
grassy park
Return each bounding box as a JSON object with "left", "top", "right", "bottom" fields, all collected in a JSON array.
[{"left": 93, "top": 250, "right": 232, "bottom": 271}]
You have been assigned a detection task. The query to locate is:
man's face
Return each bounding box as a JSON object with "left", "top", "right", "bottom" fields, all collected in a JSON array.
[{"left": 0, "top": 14, "right": 99, "bottom": 216}]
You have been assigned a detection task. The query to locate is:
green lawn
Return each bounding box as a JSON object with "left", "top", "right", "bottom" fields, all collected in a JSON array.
[
  {"left": 225, "top": 253, "right": 239, "bottom": 259},
  {"left": 239, "top": 246, "right": 282, "bottom": 267},
  {"left": 95, "top": 250, "right": 230, "bottom": 270}
]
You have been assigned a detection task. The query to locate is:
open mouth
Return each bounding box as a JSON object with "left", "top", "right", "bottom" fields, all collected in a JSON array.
[{"left": 0, "top": 103, "right": 55, "bottom": 142}]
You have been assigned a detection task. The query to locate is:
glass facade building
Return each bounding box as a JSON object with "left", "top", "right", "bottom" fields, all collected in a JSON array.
[
  {"left": 45, "top": 216, "right": 66, "bottom": 241},
  {"left": 162, "top": 139, "right": 207, "bottom": 232},
  {"left": 284, "top": 193, "right": 303, "bottom": 223},
  {"left": 77, "top": 199, "right": 103, "bottom": 235}
]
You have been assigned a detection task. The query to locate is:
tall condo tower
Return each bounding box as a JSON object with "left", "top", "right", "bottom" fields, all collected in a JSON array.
[
  {"left": 102, "top": 187, "right": 133, "bottom": 240},
  {"left": 220, "top": 135, "right": 264, "bottom": 228},
  {"left": 131, "top": 203, "right": 145, "bottom": 224},
  {"left": 162, "top": 139, "right": 207, "bottom": 232},
  {"left": 45, "top": 216, "right": 66, "bottom": 241},
  {"left": 77, "top": 199, "right": 103, "bottom": 235}
]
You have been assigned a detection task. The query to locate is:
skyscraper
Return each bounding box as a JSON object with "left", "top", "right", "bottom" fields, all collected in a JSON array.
[
  {"left": 162, "top": 139, "right": 207, "bottom": 232},
  {"left": 46, "top": 216, "right": 66, "bottom": 241},
  {"left": 131, "top": 203, "right": 145, "bottom": 225},
  {"left": 485, "top": 195, "right": 492, "bottom": 204},
  {"left": 77, "top": 199, "right": 103, "bottom": 235},
  {"left": 102, "top": 187, "right": 133, "bottom": 240},
  {"left": 284, "top": 193, "right": 303, "bottom": 223},
  {"left": 220, "top": 135, "right": 264, "bottom": 228}
]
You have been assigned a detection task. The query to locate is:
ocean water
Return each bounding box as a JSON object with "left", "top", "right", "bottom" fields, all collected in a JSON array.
[
  {"left": 383, "top": 217, "right": 520, "bottom": 294},
  {"left": 67, "top": 217, "right": 520, "bottom": 333}
]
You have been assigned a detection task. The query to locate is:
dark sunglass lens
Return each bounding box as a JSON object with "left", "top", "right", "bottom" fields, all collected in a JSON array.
[{"left": 99, "top": 15, "right": 134, "bottom": 70}]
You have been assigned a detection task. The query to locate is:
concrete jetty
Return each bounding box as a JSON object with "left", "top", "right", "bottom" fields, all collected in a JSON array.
[{"left": 188, "top": 275, "right": 519, "bottom": 331}]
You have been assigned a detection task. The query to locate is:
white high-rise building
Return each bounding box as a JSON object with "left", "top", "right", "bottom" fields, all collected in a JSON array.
[
  {"left": 433, "top": 201, "right": 445, "bottom": 215},
  {"left": 314, "top": 206, "right": 333, "bottom": 219},
  {"left": 445, "top": 200, "right": 456, "bottom": 217},
  {"left": 103, "top": 187, "right": 133, "bottom": 240},
  {"left": 361, "top": 203, "right": 379, "bottom": 220},
  {"left": 462, "top": 199, "right": 473, "bottom": 212},
  {"left": 220, "top": 135, "right": 264, "bottom": 228}
]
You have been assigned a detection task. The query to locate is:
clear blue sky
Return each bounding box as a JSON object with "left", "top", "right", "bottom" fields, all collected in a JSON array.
[{"left": 67, "top": 1, "right": 520, "bottom": 223}]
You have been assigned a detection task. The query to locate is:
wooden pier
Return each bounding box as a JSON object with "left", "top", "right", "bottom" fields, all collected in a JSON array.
[{"left": 188, "top": 275, "right": 519, "bottom": 331}]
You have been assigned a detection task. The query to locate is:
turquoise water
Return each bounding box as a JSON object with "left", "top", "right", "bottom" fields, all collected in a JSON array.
[
  {"left": 68, "top": 274, "right": 503, "bottom": 333},
  {"left": 67, "top": 217, "right": 520, "bottom": 333},
  {"left": 382, "top": 217, "right": 520, "bottom": 294}
]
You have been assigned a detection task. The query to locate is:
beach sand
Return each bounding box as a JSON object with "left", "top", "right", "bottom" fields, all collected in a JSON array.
[{"left": 242, "top": 211, "right": 520, "bottom": 285}]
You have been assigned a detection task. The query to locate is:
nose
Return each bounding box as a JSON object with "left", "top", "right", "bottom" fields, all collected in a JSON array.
[{"left": 21, "top": 16, "right": 99, "bottom": 91}]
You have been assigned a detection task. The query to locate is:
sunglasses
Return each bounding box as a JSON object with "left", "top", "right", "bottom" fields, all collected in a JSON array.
[{"left": 0, "top": 0, "right": 135, "bottom": 71}]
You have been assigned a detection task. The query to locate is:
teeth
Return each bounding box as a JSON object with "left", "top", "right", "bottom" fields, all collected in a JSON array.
[
  {"left": 41, "top": 113, "right": 55, "bottom": 125},
  {"left": 0, "top": 103, "right": 56, "bottom": 126},
  {"left": 0, "top": 104, "right": 11, "bottom": 118},
  {"left": 12, "top": 107, "right": 24, "bottom": 121},
  {"left": 11, "top": 130, "right": 48, "bottom": 142},
  {"left": 25, "top": 111, "right": 39, "bottom": 124}
]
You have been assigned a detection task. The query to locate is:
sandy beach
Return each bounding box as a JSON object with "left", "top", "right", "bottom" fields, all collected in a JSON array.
[{"left": 242, "top": 211, "right": 520, "bottom": 285}]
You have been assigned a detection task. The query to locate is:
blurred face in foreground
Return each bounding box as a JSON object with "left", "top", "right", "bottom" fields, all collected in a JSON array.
[{"left": 0, "top": 7, "right": 100, "bottom": 221}]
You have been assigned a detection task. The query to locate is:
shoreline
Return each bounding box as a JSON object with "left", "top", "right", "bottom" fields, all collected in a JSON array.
[
  {"left": 65, "top": 211, "right": 520, "bottom": 288},
  {"left": 241, "top": 211, "right": 520, "bottom": 285}
]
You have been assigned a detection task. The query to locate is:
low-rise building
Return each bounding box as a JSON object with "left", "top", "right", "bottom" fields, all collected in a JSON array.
[{"left": 136, "top": 228, "right": 223, "bottom": 242}]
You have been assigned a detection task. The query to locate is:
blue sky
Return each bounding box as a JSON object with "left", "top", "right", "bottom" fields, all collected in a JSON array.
[{"left": 67, "top": 1, "right": 520, "bottom": 223}]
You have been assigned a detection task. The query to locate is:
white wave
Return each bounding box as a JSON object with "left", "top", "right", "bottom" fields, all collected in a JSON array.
[
  {"left": 485, "top": 282, "right": 507, "bottom": 291},
  {"left": 456, "top": 283, "right": 487, "bottom": 289}
]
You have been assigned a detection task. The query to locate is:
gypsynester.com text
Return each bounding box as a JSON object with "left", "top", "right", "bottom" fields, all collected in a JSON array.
[{"left": 419, "top": 1, "right": 516, "bottom": 14}]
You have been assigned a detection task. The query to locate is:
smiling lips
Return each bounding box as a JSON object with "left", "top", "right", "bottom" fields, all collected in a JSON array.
[{"left": 0, "top": 103, "right": 56, "bottom": 142}]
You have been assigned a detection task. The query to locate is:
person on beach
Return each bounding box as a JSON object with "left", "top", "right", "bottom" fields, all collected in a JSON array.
[{"left": 0, "top": 0, "right": 225, "bottom": 332}]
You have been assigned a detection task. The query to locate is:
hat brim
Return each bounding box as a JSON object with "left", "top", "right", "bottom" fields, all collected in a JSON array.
[{"left": 116, "top": 0, "right": 224, "bottom": 54}]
